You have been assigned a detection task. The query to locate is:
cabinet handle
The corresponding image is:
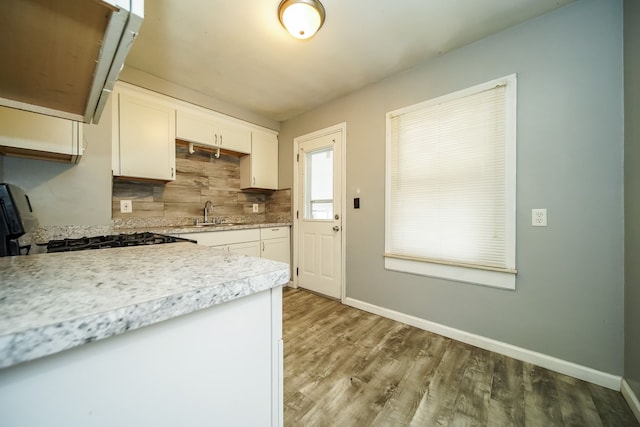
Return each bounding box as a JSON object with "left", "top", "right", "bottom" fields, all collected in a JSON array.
[
  {"left": 220, "top": 134, "right": 223, "bottom": 146},
  {"left": 215, "top": 134, "right": 218, "bottom": 145},
  {"left": 262, "top": 242, "right": 265, "bottom": 252},
  {"left": 171, "top": 167, "right": 174, "bottom": 178},
  {"left": 253, "top": 177, "right": 256, "bottom": 185}
]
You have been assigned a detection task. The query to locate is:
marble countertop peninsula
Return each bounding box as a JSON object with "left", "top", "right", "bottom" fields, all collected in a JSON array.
[{"left": 0, "top": 243, "right": 290, "bottom": 369}]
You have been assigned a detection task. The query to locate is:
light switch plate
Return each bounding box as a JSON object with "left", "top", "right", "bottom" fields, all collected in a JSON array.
[
  {"left": 532, "top": 208, "right": 547, "bottom": 226},
  {"left": 120, "top": 200, "right": 133, "bottom": 213},
  {"left": 252, "top": 203, "right": 259, "bottom": 213}
]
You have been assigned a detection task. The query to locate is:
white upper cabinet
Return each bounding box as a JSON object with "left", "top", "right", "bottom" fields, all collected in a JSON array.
[
  {"left": 0, "top": 106, "right": 84, "bottom": 163},
  {"left": 0, "top": 0, "right": 143, "bottom": 123},
  {"left": 219, "top": 120, "right": 252, "bottom": 154},
  {"left": 240, "top": 131, "right": 278, "bottom": 190},
  {"left": 176, "top": 106, "right": 251, "bottom": 155},
  {"left": 112, "top": 84, "right": 176, "bottom": 181},
  {"left": 110, "top": 82, "right": 278, "bottom": 184},
  {"left": 176, "top": 108, "right": 215, "bottom": 146}
]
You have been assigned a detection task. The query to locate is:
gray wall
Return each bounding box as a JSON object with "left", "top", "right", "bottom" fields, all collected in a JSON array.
[
  {"left": 624, "top": 0, "right": 640, "bottom": 398},
  {"left": 3, "top": 101, "right": 114, "bottom": 226},
  {"left": 280, "top": 0, "right": 624, "bottom": 374}
]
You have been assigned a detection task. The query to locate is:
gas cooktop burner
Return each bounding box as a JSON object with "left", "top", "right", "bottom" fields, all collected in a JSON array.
[{"left": 46, "top": 232, "right": 195, "bottom": 253}]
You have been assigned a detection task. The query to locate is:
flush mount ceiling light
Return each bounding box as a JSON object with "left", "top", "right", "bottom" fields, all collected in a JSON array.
[{"left": 278, "top": 0, "right": 326, "bottom": 40}]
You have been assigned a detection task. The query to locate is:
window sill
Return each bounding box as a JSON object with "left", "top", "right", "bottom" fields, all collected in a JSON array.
[{"left": 384, "top": 256, "right": 516, "bottom": 290}]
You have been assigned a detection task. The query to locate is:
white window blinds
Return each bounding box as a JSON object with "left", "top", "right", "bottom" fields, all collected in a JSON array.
[{"left": 385, "top": 75, "right": 516, "bottom": 286}]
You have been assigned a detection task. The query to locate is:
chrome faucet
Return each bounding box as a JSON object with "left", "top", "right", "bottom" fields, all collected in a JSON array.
[{"left": 204, "top": 200, "right": 213, "bottom": 223}]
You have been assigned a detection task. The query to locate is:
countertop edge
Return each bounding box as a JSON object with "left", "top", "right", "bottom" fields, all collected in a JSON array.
[{"left": 0, "top": 267, "right": 289, "bottom": 370}]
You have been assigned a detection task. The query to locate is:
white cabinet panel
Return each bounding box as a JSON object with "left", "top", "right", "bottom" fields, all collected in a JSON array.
[
  {"left": 176, "top": 108, "right": 216, "bottom": 146},
  {"left": 228, "top": 241, "right": 261, "bottom": 257},
  {"left": 260, "top": 227, "right": 289, "bottom": 241},
  {"left": 241, "top": 130, "right": 278, "bottom": 190},
  {"left": 0, "top": 106, "right": 84, "bottom": 163},
  {"left": 261, "top": 227, "right": 290, "bottom": 279},
  {"left": 188, "top": 229, "right": 260, "bottom": 247},
  {"left": 115, "top": 91, "right": 176, "bottom": 181},
  {"left": 262, "top": 238, "right": 290, "bottom": 265},
  {"left": 176, "top": 107, "right": 251, "bottom": 154},
  {"left": 184, "top": 229, "right": 261, "bottom": 257},
  {"left": 213, "top": 241, "right": 261, "bottom": 257},
  {"left": 218, "top": 120, "right": 251, "bottom": 154}
]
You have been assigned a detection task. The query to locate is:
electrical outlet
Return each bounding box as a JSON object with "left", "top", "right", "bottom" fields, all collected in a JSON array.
[
  {"left": 252, "top": 203, "right": 259, "bottom": 213},
  {"left": 120, "top": 200, "right": 133, "bottom": 213},
  {"left": 532, "top": 208, "right": 547, "bottom": 226}
]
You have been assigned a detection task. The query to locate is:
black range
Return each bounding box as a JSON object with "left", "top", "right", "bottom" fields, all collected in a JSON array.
[{"left": 46, "top": 232, "right": 196, "bottom": 253}]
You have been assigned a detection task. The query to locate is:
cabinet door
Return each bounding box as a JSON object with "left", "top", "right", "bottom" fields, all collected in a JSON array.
[
  {"left": 177, "top": 108, "right": 251, "bottom": 154},
  {"left": 118, "top": 93, "right": 176, "bottom": 181},
  {"left": 262, "top": 237, "right": 290, "bottom": 265},
  {"left": 176, "top": 109, "right": 216, "bottom": 146},
  {"left": 240, "top": 131, "right": 278, "bottom": 190},
  {"left": 190, "top": 229, "right": 260, "bottom": 247},
  {"left": 206, "top": 239, "right": 260, "bottom": 257},
  {"left": 228, "top": 241, "right": 261, "bottom": 257},
  {"left": 218, "top": 120, "right": 251, "bottom": 154},
  {"left": 0, "top": 106, "right": 83, "bottom": 163}
]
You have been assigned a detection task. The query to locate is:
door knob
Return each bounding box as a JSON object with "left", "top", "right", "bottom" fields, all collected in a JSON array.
[{"left": 332, "top": 226, "right": 340, "bottom": 231}]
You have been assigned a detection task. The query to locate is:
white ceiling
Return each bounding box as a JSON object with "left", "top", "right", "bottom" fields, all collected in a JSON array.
[{"left": 125, "top": 0, "right": 574, "bottom": 122}]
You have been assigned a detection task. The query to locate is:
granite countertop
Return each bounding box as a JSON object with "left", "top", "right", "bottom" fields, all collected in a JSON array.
[
  {"left": 0, "top": 242, "right": 290, "bottom": 369},
  {"left": 131, "top": 222, "right": 292, "bottom": 236},
  {"left": 26, "top": 222, "right": 292, "bottom": 247}
]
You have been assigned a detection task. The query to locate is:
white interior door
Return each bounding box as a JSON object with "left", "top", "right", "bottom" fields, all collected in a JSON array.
[{"left": 295, "top": 128, "right": 343, "bottom": 299}]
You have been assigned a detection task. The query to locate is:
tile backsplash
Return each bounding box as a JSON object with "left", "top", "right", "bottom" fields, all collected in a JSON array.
[{"left": 112, "top": 143, "right": 291, "bottom": 227}]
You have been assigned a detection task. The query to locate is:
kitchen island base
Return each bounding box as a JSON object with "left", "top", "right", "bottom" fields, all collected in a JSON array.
[{"left": 0, "top": 286, "right": 283, "bottom": 427}]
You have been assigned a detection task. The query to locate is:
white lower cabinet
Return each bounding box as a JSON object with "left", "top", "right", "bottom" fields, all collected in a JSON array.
[
  {"left": 183, "top": 229, "right": 260, "bottom": 251},
  {"left": 260, "top": 227, "right": 290, "bottom": 267},
  {"left": 179, "top": 227, "right": 290, "bottom": 273},
  {"left": 215, "top": 241, "right": 260, "bottom": 257}
]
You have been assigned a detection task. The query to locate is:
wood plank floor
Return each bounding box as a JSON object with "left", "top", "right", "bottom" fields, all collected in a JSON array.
[{"left": 283, "top": 287, "right": 639, "bottom": 427}]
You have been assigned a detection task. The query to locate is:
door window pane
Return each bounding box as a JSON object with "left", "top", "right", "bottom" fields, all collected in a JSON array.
[{"left": 305, "top": 147, "right": 333, "bottom": 219}]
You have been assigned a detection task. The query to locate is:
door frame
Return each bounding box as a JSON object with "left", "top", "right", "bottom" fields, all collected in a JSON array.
[{"left": 292, "top": 122, "right": 347, "bottom": 303}]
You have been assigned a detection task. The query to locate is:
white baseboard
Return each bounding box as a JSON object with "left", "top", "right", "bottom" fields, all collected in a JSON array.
[
  {"left": 344, "top": 297, "right": 622, "bottom": 391},
  {"left": 622, "top": 379, "right": 640, "bottom": 423}
]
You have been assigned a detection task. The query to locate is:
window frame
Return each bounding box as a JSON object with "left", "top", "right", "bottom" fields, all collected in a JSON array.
[
  {"left": 303, "top": 145, "right": 334, "bottom": 221},
  {"left": 384, "top": 74, "right": 517, "bottom": 290}
]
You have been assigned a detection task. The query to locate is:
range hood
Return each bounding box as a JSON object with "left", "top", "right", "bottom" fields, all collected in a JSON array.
[{"left": 0, "top": 0, "right": 143, "bottom": 124}]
